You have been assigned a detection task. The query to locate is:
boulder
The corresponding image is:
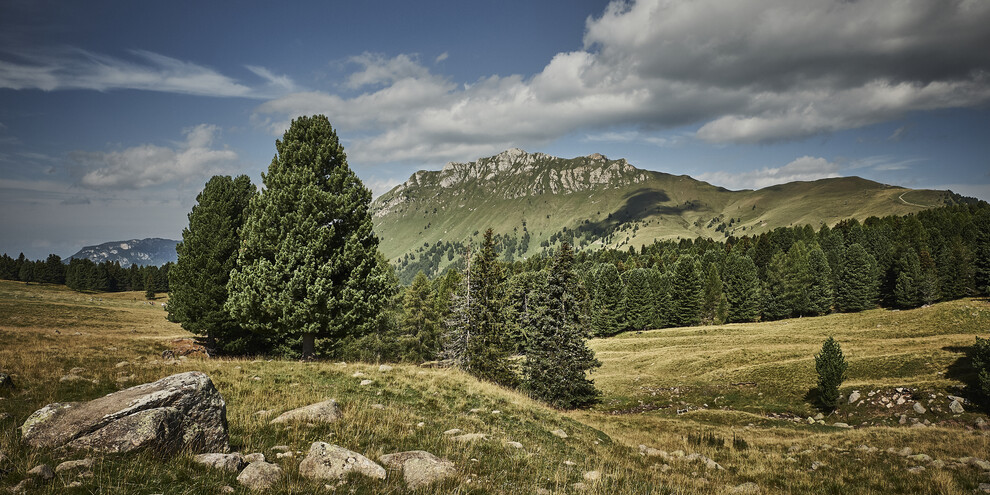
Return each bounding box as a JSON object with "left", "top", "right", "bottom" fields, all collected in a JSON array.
[
  {"left": 237, "top": 461, "right": 282, "bottom": 491},
  {"left": 913, "top": 402, "right": 926, "bottom": 414},
  {"left": 298, "top": 442, "right": 386, "bottom": 481},
  {"left": 244, "top": 453, "right": 265, "bottom": 463},
  {"left": 193, "top": 453, "right": 245, "bottom": 472},
  {"left": 949, "top": 400, "right": 964, "bottom": 414},
  {"left": 21, "top": 371, "right": 229, "bottom": 454},
  {"left": 380, "top": 450, "right": 456, "bottom": 489},
  {"left": 55, "top": 458, "right": 95, "bottom": 475},
  {"left": 847, "top": 391, "right": 860, "bottom": 404},
  {"left": 270, "top": 400, "right": 341, "bottom": 425},
  {"left": 551, "top": 429, "right": 568, "bottom": 438},
  {"left": 27, "top": 464, "right": 54, "bottom": 480}
]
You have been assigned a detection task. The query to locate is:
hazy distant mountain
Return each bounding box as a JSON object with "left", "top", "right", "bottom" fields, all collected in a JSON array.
[
  {"left": 371, "top": 148, "right": 962, "bottom": 275},
  {"left": 67, "top": 238, "right": 179, "bottom": 267}
]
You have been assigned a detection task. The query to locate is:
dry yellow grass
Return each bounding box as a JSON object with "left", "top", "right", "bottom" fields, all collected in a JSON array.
[{"left": 1, "top": 280, "right": 988, "bottom": 494}]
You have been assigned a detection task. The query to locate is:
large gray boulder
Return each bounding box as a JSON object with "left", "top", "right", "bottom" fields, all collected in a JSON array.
[
  {"left": 237, "top": 461, "right": 282, "bottom": 491},
  {"left": 380, "top": 450, "right": 456, "bottom": 489},
  {"left": 21, "top": 371, "right": 229, "bottom": 454},
  {"left": 299, "top": 442, "right": 386, "bottom": 481},
  {"left": 270, "top": 399, "right": 341, "bottom": 425}
]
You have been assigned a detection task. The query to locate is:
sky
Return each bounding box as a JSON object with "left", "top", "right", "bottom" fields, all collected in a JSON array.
[{"left": 2, "top": 0, "right": 989, "bottom": 260}]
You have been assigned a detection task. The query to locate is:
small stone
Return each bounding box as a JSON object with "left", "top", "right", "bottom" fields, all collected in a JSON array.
[
  {"left": 236, "top": 461, "right": 282, "bottom": 491},
  {"left": 194, "top": 453, "right": 245, "bottom": 473},
  {"left": 551, "top": 429, "right": 568, "bottom": 438},
  {"left": 351, "top": 371, "right": 365, "bottom": 377},
  {"left": 491, "top": 410, "right": 501, "bottom": 415},
  {"left": 378, "top": 364, "right": 393, "bottom": 372},
  {"left": 371, "top": 403, "right": 385, "bottom": 410},
  {"left": 969, "top": 458, "right": 990, "bottom": 471},
  {"left": 220, "top": 486, "right": 235, "bottom": 494},
  {"left": 583, "top": 470, "right": 601, "bottom": 482},
  {"left": 563, "top": 460, "right": 577, "bottom": 466},
  {"left": 897, "top": 397, "right": 906, "bottom": 405},
  {"left": 977, "top": 483, "right": 990, "bottom": 493},
  {"left": 270, "top": 445, "right": 291, "bottom": 452},
  {"left": 442, "top": 429, "right": 462, "bottom": 436},
  {"left": 949, "top": 400, "right": 964, "bottom": 414},
  {"left": 243, "top": 453, "right": 265, "bottom": 463},
  {"left": 899, "top": 414, "right": 907, "bottom": 424},
  {"left": 469, "top": 408, "right": 484, "bottom": 413},
  {"left": 814, "top": 413, "right": 824, "bottom": 420},
  {"left": 276, "top": 451, "right": 294, "bottom": 459},
  {"left": 505, "top": 441, "right": 524, "bottom": 449},
  {"left": 270, "top": 399, "right": 341, "bottom": 425},
  {"left": 806, "top": 417, "right": 815, "bottom": 424},
  {"left": 571, "top": 482, "right": 587, "bottom": 491},
  {"left": 907, "top": 454, "right": 932, "bottom": 463},
  {"left": 913, "top": 402, "right": 926, "bottom": 414},
  {"left": 360, "top": 379, "right": 374, "bottom": 386},
  {"left": 28, "top": 464, "right": 54, "bottom": 480},
  {"left": 898, "top": 447, "right": 914, "bottom": 457},
  {"left": 847, "top": 391, "right": 861, "bottom": 404},
  {"left": 55, "top": 458, "right": 95, "bottom": 474},
  {"left": 832, "top": 422, "right": 851, "bottom": 429},
  {"left": 451, "top": 433, "right": 487, "bottom": 442},
  {"left": 907, "top": 465, "right": 926, "bottom": 473},
  {"left": 416, "top": 422, "right": 425, "bottom": 427},
  {"left": 115, "top": 361, "right": 129, "bottom": 368}
]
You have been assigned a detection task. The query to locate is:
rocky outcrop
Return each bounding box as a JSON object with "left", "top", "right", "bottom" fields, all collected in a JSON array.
[
  {"left": 270, "top": 400, "right": 341, "bottom": 425},
  {"left": 298, "top": 442, "right": 386, "bottom": 481},
  {"left": 380, "top": 450, "right": 456, "bottom": 489},
  {"left": 21, "top": 371, "right": 229, "bottom": 454}
]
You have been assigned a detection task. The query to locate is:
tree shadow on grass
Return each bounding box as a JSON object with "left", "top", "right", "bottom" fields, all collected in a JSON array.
[{"left": 943, "top": 344, "right": 981, "bottom": 405}]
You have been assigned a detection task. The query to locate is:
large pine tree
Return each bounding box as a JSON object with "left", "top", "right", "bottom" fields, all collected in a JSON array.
[
  {"left": 587, "top": 263, "right": 623, "bottom": 337},
  {"left": 401, "top": 271, "right": 440, "bottom": 361},
  {"left": 524, "top": 242, "right": 600, "bottom": 409},
  {"left": 168, "top": 175, "right": 256, "bottom": 354},
  {"left": 836, "top": 243, "right": 878, "bottom": 312},
  {"left": 807, "top": 244, "right": 834, "bottom": 316},
  {"left": 620, "top": 268, "right": 656, "bottom": 331},
  {"left": 226, "top": 115, "right": 392, "bottom": 358},
  {"left": 668, "top": 255, "right": 702, "bottom": 327},
  {"left": 723, "top": 253, "right": 761, "bottom": 322}
]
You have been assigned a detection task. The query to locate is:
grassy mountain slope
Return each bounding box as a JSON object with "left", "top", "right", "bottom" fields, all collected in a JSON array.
[
  {"left": 1, "top": 281, "right": 989, "bottom": 493},
  {"left": 371, "top": 149, "right": 959, "bottom": 272}
]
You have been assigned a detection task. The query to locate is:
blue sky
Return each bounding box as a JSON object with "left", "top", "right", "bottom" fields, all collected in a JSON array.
[{"left": 2, "top": 0, "right": 989, "bottom": 260}]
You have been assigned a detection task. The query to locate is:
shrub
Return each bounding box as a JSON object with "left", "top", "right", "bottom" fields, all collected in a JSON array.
[
  {"left": 815, "top": 336, "right": 848, "bottom": 412},
  {"left": 974, "top": 336, "right": 990, "bottom": 410}
]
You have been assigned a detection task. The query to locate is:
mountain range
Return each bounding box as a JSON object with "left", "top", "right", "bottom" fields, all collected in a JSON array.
[{"left": 67, "top": 238, "right": 179, "bottom": 268}]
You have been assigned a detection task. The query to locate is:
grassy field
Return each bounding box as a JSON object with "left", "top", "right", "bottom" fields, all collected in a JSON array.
[{"left": 1, "top": 280, "right": 989, "bottom": 493}]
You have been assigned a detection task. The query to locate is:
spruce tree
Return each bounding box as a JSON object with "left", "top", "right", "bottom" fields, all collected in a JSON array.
[
  {"left": 620, "top": 268, "right": 655, "bottom": 331},
  {"left": 226, "top": 115, "right": 393, "bottom": 359},
  {"left": 700, "top": 263, "right": 726, "bottom": 325},
  {"left": 836, "top": 243, "right": 878, "bottom": 312},
  {"left": 893, "top": 250, "right": 922, "bottom": 308},
  {"left": 168, "top": 175, "right": 256, "bottom": 353},
  {"left": 504, "top": 270, "right": 546, "bottom": 352},
  {"left": 401, "top": 271, "right": 440, "bottom": 361},
  {"left": 588, "top": 263, "right": 622, "bottom": 337},
  {"left": 723, "top": 253, "right": 760, "bottom": 322},
  {"left": 145, "top": 274, "right": 156, "bottom": 300},
  {"left": 807, "top": 245, "right": 834, "bottom": 316},
  {"left": 524, "top": 242, "right": 600, "bottom": 408},
  {"left": 668, "top": 255, "right": 703, "bottom": 327},
  {"left": 815, "top": 336, "right": 847, "bottom": 412}
]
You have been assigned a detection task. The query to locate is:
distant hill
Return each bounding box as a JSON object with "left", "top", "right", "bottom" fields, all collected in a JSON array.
[
  {"left": 371, "top": 149, "right": 964, "bottom": 280},
  {"left": 67, "top": 238, "right": 179, "bottom": 267}
]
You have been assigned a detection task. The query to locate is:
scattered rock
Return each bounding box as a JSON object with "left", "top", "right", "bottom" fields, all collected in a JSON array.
[
  {"left": 380, "top": 450, "right": 456, "bottom": 489},
  {"left": 730, "top": 482, "right": 761, "bottom": 494},
  {"left": 913, "top": 402, "right": 926, "bottom": 414},
  {"left": 270, "top": 445, "right": 290, "bottom": 452},
  {"left": 299, "top": 442, "right": 386, "bottom": 481},
  {"left": 359, "top": 379, "right": 374, "bottom": 386},
  {"left": 907, "top": 454, "right": 932, "bottom": 463},
  {"left": 442, "top": 429, "right": 462, "bottom": 436},
  {"left": 220, "top": 486, "right": 235, "bottom": 494},
  {"left": 451, "top": 433, "right": 487, "bottom": 443},
  {"left": 969, "top": 458, "right": 990, "bottom": 471},
  {"left": 505, "top": 441, "right": 524, "bottom": 449},
  {"left": 832, "top": 422, "right": 851, "bottom": 429},
  {"left": 378, "top": 364, "right": 393, "bottom": 372},
  {"left": 276, "top": 452, "right": 294, "bottom": 459},
  {"left": 351, "top": 371, "right": 365, "bottom": 378},
  {"left": 270, "top": 399, "right": 341, "bottom": 425},
  {"left": 806, "top": 417, "right": 815, "bottom": 425},
  {"left": 236, "top": 461, "right": 282, "bottom": 491},
  {"left": 244, "top": 453, "right": 265, "bottom": 463},
  {"left": 563, "top": 460, "right": 577, "bottom": 466},
  {"left": 55, "top": 458, "right": 95, "bottom": 475},
  {"left": 949, "top": 400, "right": 964, "bottom": 414},
  {"left": 583, "top": 470, "right": 601, "bottom": 482},
  {"left": 114, "top": 361, "right": 129, "bottom": 368},
  {"left": 371, "top": 404, "right": 385, "bottom": 410},
  {"left": 572, "top": 482, "right": 587, "bottom": 491},
  {"left": 898, "top": 447, "right": 913, "bottom": 457},
  {"left": 10, "top": 479, "right": 33, "bottom": 493},
  {"left": 21, "top": 371, "right": 229, "bottom": 454},
  {"left": 847, "top": 391, "right": 861, "bottom": 404},
  {"left": 551, "top": 429, "right": 568, "bottom": 438},
  {"left": 28, "top": 464, "right": 54, "bottom": 480},
  {"left": 813, "top": 413, "right": 824, "bottom": 421},
  {"left": 977, "top": 482, "right": 990, "bottom": 493},
  {"left": 194, "top": 453, "right": 245, "bottom": 472},
  {"left": 907, "top": 466, "right": 925, "bottom": 473}
]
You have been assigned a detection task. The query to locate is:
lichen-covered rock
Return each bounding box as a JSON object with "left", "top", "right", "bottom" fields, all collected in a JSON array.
[
  {"left": 21, "top": 371, "right": 229, "bottom": 454},
  {"left": 27, "top": 464, "right": 54, "bottom": 480},
  {"left": 55, "top": 458, "right": 95, "bottom": 475},
  {"left": 270, "top": 400, "right": 340, "bottom": 425},
  {"left": 194, "top": 452, "right": 245, "bottom": 473},
  {"left": 380, "top": 450, "right": 456, "bottom": 489},
  {"left": 237, "top": 461, "right": 281, "bottom": 491},
  {"left": 299, "top": 442, "right": 385, "bottom": 481}
]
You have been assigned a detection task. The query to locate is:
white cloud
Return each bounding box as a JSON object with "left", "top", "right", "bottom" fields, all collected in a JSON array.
[
  {"left": 0, "top": 48, "right": 292, "bottom": 98},
  {"left": 364, "top": 176, "right": 403, "bottom": 198},
  {"left": 584, "top": 130, "right": 687, "bottom": 147},
  {"left": 697, "top": 156, "right": 841, "bottom": 190},
  {"left": 252, "top": 0, "right": 990, "bottom": 165},
  {"left": 69, "top": 124, "right": 238, "bottom": 189},
  {"left": 435, "top": 52, "right": 449, "bottom": 64}
]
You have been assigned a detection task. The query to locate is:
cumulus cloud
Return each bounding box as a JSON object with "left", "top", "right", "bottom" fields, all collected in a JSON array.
[
  {"left": 253, "top": 0, "right": 990, "bottom": 165},
  {"left": 697, "top": 156, "right": 841, "bottom": 190},
  {"left": 69, "top": 124, "right": 238, "bottom": 189},
  {"left": 0, "top": 48, "right": 292, "bottom": 98}
]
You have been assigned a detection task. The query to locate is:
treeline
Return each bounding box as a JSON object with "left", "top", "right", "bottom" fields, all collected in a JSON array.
[{"left": 0, "top": 253, "right": 171, "bottom": 292}]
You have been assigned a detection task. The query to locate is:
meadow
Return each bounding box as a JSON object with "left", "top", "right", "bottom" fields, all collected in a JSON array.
[{"left": 1, "top": 279, "right": 988, "bottom": 493}]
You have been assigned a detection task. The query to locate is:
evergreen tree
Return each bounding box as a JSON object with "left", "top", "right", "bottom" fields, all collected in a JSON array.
[
  {"left": 524, "top": 242, "right": 600, "bottom": 408},
  {"left": 587, "top": 263, "right": 622, "bottom": 337},
  {"left": 918, "top": 248, "right": 940, "bottom": 305},
  {"left": 815, "top": 336, "right": 847, "bottom": 412},
  {"left": 504, "top": 270, "right": 546, "bottom": 352},
  {"left": 168, "top": 175, "right": 257, "bottom": 354},
  {"left": 400, "top": 271, "right": 440, "bottom": 361},
  {"left": 668, "top": 255, "right": 702, "bottom": 327},
  {"left": 145, "top": 274, "right": 156, "bottom": 300},
  {"left": 836, "top": 243, "right": 878, "bottom": 312},
  {"left": 226, "top": 115, "right": 393, "bottom": 359},
  {"left": 446, "top": 229, "right": 517, "bottom": 386},
  {"left": 807, "top": 245, "right": 833, "bottom": 316},
  {"left": 700, "top": 263, "right": 726, "bottom": 325},
  {"left": 893, "top": 250, "right": 922, "bottom": 308},
  {"left": 723, "top": 253, "right": 760, "bottom": 322},
  {"left": 620, "top": 268, "right": 655, "bottom": 331}
]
